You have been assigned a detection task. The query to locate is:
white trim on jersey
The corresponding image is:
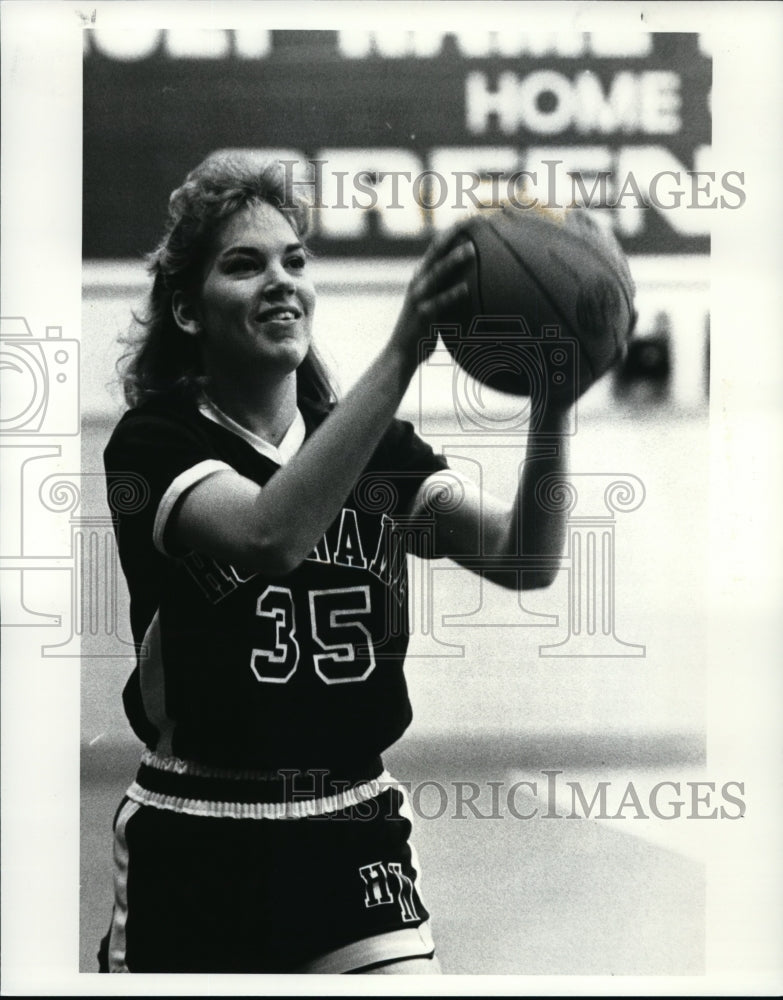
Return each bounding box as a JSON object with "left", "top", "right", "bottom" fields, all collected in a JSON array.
[
  {"left": 140, "top": 747, "right": 284, "bottom": 780},
  {"left": 198, "top": 396, "right": 306, "bottom": 465},
  {"left": 151, "top": 403, "right": 306, "bottom": 555},
  {"left": 152, "top": 458, "right": 233, "bottom": 555},
  {"left": 138, "top": 611, "right": 176, "bottom": 757},
  {"left": 297, "top": 921, "right": 435, "bottom": 974}
]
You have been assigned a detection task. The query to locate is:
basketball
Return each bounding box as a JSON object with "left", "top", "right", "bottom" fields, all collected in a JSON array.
[{"left": 436, "top": 207, "right": 637, "bottom": 404}]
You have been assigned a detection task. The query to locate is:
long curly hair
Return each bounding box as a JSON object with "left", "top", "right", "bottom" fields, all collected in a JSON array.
[{"left": 119, "top": 151, "right": 336, "bottom": 408}]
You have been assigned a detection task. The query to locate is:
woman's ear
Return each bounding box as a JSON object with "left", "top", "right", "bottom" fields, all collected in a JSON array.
[{"left": 172, "top": 290, "right": 202, "bottom": 337}]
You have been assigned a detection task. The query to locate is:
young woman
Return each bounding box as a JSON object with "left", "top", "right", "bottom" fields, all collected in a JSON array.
[{"left": 100, "top": 151, "right": 571, "bottom": 974}]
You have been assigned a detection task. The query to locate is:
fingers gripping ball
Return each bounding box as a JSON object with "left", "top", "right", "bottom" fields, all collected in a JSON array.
[{"left": 435, "top": 207, "right": 637, "bottom": 404}]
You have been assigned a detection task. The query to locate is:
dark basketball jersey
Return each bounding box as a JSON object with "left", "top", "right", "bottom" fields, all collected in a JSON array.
[{"left": 104, "top": 393, "right": 448, "bottom": 772}]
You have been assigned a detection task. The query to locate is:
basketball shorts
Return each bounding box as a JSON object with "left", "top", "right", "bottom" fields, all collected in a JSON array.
[{"left": 98, "top": 754, "right": 435, "bottom": 973}]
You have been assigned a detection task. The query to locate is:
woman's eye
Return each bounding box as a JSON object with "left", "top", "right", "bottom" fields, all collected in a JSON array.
[
  {"left": 287, "top": 255, "right": 306, "bottom": 271},
  {"left": 222, "top": 255, "right": 258, "bottom": 274}
]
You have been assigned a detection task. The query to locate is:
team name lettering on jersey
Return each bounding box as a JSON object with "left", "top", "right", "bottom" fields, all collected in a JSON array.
[
  {"left": 183, "top": 508, "right": 408, "bottom": 605},
  {"left": 182, "top": 551, "right": 258, "bottom": 603},
  {"left": 306, "top": 509, "right": 408, "bottom": 598},
  {"left": 333, "top": 508, "right": 368, "bottom": 569}
]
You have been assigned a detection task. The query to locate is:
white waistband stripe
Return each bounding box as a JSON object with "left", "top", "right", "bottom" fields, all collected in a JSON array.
[{"left": 127, "top": 769, "right": 397, "bottom": 820}]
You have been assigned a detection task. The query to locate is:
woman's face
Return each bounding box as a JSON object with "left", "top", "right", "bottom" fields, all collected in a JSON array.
[{"left": 191, "top": 200, "right": 316, "bottom": 382}]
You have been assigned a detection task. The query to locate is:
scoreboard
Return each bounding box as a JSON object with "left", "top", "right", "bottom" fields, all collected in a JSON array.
[{"left": 83, "top": 30, "right": 716, "bottom": 259}]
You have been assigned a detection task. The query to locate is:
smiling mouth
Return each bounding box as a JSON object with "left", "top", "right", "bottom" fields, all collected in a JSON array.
[{"left": 256, "top": 305, "right": 302, "bottom": 323}]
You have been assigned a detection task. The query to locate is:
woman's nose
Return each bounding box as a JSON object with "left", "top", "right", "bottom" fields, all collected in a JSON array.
[{"left": 263, "top": 259, "right": 295, "bottom": 294}]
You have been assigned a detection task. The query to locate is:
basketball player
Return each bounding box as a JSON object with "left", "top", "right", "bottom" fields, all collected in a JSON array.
[{"left": 99, "top": 151, "right": 572, "bottom": 974}]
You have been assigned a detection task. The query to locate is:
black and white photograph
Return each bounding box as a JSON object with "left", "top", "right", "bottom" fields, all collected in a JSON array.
[{"left": 1, "top": 1, "right": 781, "bottom": 993}]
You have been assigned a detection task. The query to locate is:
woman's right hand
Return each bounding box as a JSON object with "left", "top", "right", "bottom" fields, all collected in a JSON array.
[{"left": 391, "top": 234, "right": 475, "bottom": 368}]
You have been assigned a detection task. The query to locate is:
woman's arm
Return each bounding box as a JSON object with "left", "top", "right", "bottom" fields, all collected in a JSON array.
[
  {"left": 408, "top": 402, "right": 571, "bottom": 590},
  {"left": 172, "top": 241, "right": 475, "bottom": 575}
]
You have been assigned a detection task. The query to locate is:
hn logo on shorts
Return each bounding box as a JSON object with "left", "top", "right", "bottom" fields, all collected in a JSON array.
[{"left": 359, "top": 861, "right": 420, "bottom": 923}]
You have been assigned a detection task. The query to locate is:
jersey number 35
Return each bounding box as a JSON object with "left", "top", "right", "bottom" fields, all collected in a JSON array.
[{"left": 251, "top": 584, "right": 377, "bottom": 686}]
